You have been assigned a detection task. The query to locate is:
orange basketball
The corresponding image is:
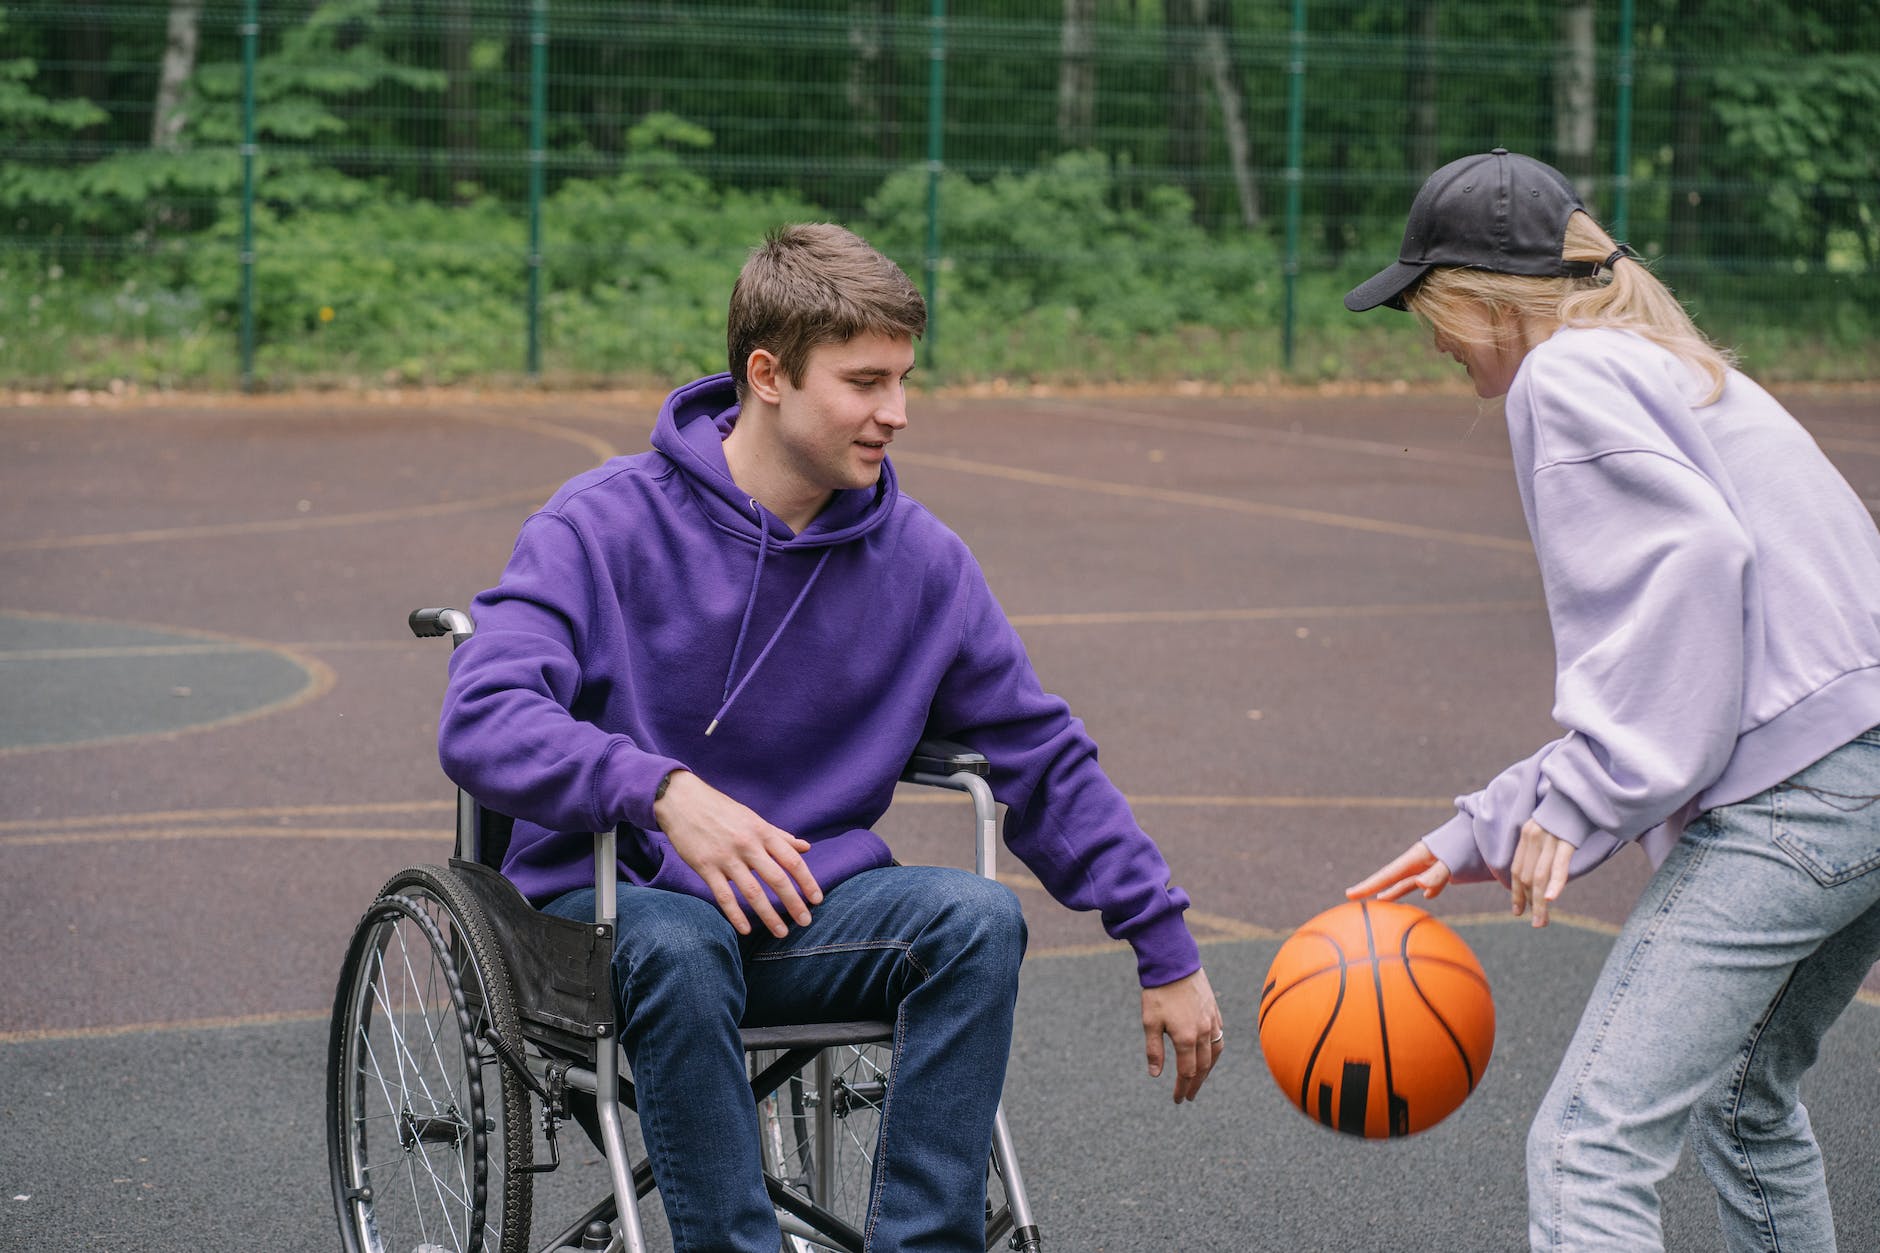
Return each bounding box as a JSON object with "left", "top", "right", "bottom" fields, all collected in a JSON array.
[{"left": 1258, "top": 899, "right": 1494, "bottom": 1138}]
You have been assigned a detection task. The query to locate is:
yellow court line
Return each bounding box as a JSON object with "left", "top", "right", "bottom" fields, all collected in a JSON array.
[
  {"left": 150, "top": 598, "right": 1544, "bottom": 659},
  {"left": 0, "top": 409, "right": 620, "bottom": 553},
  {"left": 0, "top": 825, "right": 451, "bottom": 848},
  {"left": 1021, "top": 399, "right": 1515, "bottom": 470},
  {"left": 0, "top": 643, "right": 283, "bottom": 661},
  {"left": 0, "top": 799, "right": 453, "bottom": 834},
  {"left": 892, "top": 450, "right": 1533, "bottom": 554},
  {"left": 1008, "top": 598, "right": 1538, "bottom": 629},
  {"left": 1816, "top": 435, "right": 1880, "bottom": 457},
  {"left": 0, "top": 486, "right": 555, "bottom": 553},
  {"left": 0, "top": 1009, "right": 331, "bottom": 1045},
  {"left": 2, "top": 793, "right": 1447, "bottom": 842},
  {"left": 0, "top": 613, "right": 336, "bottom": 758},
  {"left": 1122, "top": 794, "right": 1453, "bottom": 809},
  {"left": 3, "top": 915, "right": 1874, "bottom": 1045}
]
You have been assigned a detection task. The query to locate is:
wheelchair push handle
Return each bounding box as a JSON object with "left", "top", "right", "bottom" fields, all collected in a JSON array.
[{"left": 409, "top": 606, "right": 475, "bottom": 646}]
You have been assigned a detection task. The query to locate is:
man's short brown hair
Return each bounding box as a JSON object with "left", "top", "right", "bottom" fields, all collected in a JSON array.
[{"left": 727, "top": 224, "right": 926, "bottom": 397}]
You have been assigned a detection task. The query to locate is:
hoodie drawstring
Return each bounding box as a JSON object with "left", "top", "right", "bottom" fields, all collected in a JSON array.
[{"left": 706, "top": 503, "right": 833, "bottom": 736}]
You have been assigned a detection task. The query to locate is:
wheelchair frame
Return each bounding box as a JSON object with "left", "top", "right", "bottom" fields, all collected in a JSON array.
[{"left": 327, "top": 607, "right": 1043, "bottom": 1253}]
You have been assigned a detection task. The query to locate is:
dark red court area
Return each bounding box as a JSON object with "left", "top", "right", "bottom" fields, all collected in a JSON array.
[{"left": 2, "top": 384, "right": 1876, "bottom": 1249}]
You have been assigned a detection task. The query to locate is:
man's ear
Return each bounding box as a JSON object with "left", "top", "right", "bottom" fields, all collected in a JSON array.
[{"left": 746, "top": 348, "right": 785, "bottom": 405}]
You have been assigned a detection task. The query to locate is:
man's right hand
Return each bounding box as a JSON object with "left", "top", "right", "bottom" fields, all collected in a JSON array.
[{"left": 652, "top": 770, "right": 823, "bottom": 938}]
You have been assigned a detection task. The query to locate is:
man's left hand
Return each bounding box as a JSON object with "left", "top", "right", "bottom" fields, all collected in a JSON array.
[{"left": 1141, "top": 967, "right": 1225, "bottom": 1104}]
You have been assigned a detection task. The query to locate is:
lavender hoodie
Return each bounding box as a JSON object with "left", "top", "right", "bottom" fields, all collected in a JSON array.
[
  {"left": 1425, "top": 327, "right": 1880, "bottom": 884},
  {"left": 439, "top": 373, "right": 1200, "bottom": 987}
]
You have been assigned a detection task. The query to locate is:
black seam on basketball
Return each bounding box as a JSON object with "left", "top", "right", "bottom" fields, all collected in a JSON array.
[
  {"left": 1298, "top": 958, "right": 1347, "bottom": 1121},
  {"left": 1259, "top": 957, "right": 1348, "bottom": 1029},
  {"left": 1399, "top": 925, "right": 1483, "bottom": 1091},
  {"left": 1361, "top": 902, "right": 1401, "bottom": 1135},
  {"left": 1394, "top": 953, "right": 1492, "bottom": 990}
]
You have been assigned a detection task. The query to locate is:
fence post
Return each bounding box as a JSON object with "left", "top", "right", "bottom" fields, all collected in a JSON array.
[
  {"left": 923, "top": 0, "right": 945, "bottom": 374},
  {"left": 238, "top": 0, "right": 258, "bottom": 392},
  {"left": 1282, "top": 0, "right": 1305, "bottom": 371},
  {"left": 1611, "top": 0, "right": 1635, "bottom": 240},
  {"left": 526, "top": 0, "right": 547, "bottom": 377}
]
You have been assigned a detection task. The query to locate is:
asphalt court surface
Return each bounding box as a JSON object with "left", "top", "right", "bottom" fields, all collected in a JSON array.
[{"left": 2, "top": 385, "right": 1877, "bottom": 1249}]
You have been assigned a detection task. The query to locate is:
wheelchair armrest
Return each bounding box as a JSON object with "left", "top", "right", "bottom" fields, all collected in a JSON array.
[{"left": 900, "top": 738, "right": 990, "bottom": 781}]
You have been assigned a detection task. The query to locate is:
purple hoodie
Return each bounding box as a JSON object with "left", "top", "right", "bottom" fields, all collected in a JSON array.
[
  {"left": 439, "top": 373, "right": 1200, "bottom": 987},
  {"left": 1424, "top": 327, "right": 1880, "bottom": 884}
]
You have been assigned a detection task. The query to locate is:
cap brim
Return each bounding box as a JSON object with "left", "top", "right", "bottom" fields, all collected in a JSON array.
[{"left": 1344, "top": 260, "right": 1431, "bottom": 313}]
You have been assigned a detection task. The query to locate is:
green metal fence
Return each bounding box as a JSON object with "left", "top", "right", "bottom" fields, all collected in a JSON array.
[{"left": 2, "top": 1, "right": 1875, "bottom": 390}]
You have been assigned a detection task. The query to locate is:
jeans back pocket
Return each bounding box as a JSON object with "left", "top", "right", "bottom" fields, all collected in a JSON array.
[{"left": 1772, "top": 731, "right": 1880, "bottom": 888}]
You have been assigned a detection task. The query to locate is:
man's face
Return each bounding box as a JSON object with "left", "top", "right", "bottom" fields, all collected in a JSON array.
[{"left": 770, "top": 331, "right": 915, "bottom": 494}]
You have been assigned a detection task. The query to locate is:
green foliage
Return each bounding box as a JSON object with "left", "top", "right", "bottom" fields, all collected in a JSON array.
[
  {"left": 1709, "top": 56, "right": 1880, "bottom": 268},
  {"left": 867, "top": 151, "right": 1277, "bottom": 336},
  {"left": 0, "top": 0, "right": 1875, "bottom": 388}
]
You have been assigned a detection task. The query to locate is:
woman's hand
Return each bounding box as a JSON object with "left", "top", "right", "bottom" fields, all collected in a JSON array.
[
  {"left": 1346, "top": 840, "right": 1452, "bottom": 902},
  {"left": 1509, "top": 819, "right": 1573, "bottom": 927}
]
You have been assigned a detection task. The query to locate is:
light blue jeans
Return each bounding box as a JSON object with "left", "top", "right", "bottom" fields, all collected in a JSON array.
[
  {"left": 546, "top": 864, "right": 1027, "bottom": 1253},
  {"left": 1529, "top": 726, "right": 1880, "bottom": 1251}
]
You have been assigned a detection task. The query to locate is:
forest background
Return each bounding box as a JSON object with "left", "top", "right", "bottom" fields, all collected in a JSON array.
[{"left": 3, "top": 0, "right": 1876, "bottom": 391}]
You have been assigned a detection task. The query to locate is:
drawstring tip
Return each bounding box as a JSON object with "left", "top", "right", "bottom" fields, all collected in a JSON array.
[{"left": 704, "top": 719, "right": 719, "bottom": 737}]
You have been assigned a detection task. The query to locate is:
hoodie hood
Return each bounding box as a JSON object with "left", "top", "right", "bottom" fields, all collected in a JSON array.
[
  {"left": 652, "top": 372, "right": 897, "bottom": 548},
  {"left": 650, "top": 372, "right": 898, "bottom": 737}
]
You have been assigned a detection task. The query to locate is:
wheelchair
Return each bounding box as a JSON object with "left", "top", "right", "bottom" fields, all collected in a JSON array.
[{"left": 327, "top": 607, "right": 1044, "bottom": 1253}]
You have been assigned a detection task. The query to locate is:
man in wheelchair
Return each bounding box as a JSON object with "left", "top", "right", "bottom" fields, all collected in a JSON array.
[{"left": 436, "top": 223, "right": 1223, "bottom": 1251}]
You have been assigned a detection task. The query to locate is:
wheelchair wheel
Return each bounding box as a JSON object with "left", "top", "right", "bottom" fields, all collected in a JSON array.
[
  {"left": 329, "top": 865, "right": 534, "bottom": 1253},
  {"left": 756, "top": 1043, "right": 891, "bottom": 1252}
]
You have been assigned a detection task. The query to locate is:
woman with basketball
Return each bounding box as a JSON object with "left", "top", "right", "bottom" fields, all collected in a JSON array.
[{"left": 1343, "top": 148, "right": 1880, "bottom": 1251}]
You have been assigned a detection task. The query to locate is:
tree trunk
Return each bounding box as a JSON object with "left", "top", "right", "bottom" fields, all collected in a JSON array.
[
  {"left": 1057, "top": 0, "right": 1097, "bottom": 149},
  {"left": 1553, "top": 0, "right": 1597, "bottom": 205},
  {"left": 443, "top": 0, "right": 477, "bottom": 201},
  {"left": 152, "top": 0, "right": 202, "bottom": 150},
  {"left": 879, "top": 0, "right": 900, "bottom": 163},
  {"left": 1405, "top": 0, "right": 1439, "bottom": 179},
  {"left": 1195, "top": 0, "right": 1258, "bottom": 227},
  {"left": 1165, "top": 0, "right": 1205, "bottom": 213},
  {"left": 1667, "top": 0, "right": 1707, "bottom": 263}
]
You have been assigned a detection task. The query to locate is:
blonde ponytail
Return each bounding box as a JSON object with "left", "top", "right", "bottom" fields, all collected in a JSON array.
[{"left": 1405, "top": 211, "right": 1735, "bottom": 404}]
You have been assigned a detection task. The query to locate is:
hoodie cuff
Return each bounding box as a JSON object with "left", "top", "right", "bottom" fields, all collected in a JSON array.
[
  {"left": 1533, "top": 789, "right": 1598, "bottom": 849},
  {"left": 1129, "top": 908, "right": 1203, "bottom": 989},
  {"left": 1421, "top": 811, "right": 1491, "bottom": 885},
  {"left": 602, "top": 742, "right": 689, "bottom": 833}
]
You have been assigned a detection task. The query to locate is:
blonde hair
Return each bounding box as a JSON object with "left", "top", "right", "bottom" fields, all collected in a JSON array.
[{"left": 1403, "top": 211, "right": 1735, "bottom": 403}]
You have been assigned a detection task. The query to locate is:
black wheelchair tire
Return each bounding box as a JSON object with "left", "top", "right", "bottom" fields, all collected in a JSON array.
[{"left": 328, "top": 864, "right": 534, "bottom": 1253}]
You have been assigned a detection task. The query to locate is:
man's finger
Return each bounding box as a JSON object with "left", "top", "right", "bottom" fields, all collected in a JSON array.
[
  {"left": 708, "top": 875, "right": 752, "bottom": 936},
  {"left": 1143, "top": 1024, "right": 1165, "bottom": 1079},
  {"left": 767, "top": 835, "right": 824, "bottom": 907},
  {"left": 1172, "top": 1036, "right": 1201, "bottom": 1103},
  {"left": 750, "top": 856, "right": 813, "bottom": 927},
  {"left": 730, "top": 868, "right": 790, "bottom": 939}
]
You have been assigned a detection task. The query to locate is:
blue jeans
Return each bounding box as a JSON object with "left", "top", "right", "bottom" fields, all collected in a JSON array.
[
  {"left": 1529, "top": 727, "right": 1880, "bottom": 1251},
  {"left": 546, "top": 865, "right": 1027, "bottom": 1253}
]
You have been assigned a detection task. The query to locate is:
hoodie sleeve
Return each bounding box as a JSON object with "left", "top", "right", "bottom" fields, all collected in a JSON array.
[
  {"left": 438, "top": 511, "right": 686, "bottom": 836},
  {"left": 925, "top": 559, "right": 1200, "bottom": 988},
  {"left": 1425, "top": 364, "right": 1751, "bottom": 884}
]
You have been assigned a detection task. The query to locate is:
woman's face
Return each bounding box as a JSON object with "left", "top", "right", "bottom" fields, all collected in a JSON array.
[{"left": 1430, "top": 304, "right": 1529, "bottom": 399}]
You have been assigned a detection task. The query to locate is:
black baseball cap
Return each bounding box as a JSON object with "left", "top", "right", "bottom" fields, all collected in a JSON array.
[{"left": 1345, "top": 148, "right": 1596, "bottom": 313}]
